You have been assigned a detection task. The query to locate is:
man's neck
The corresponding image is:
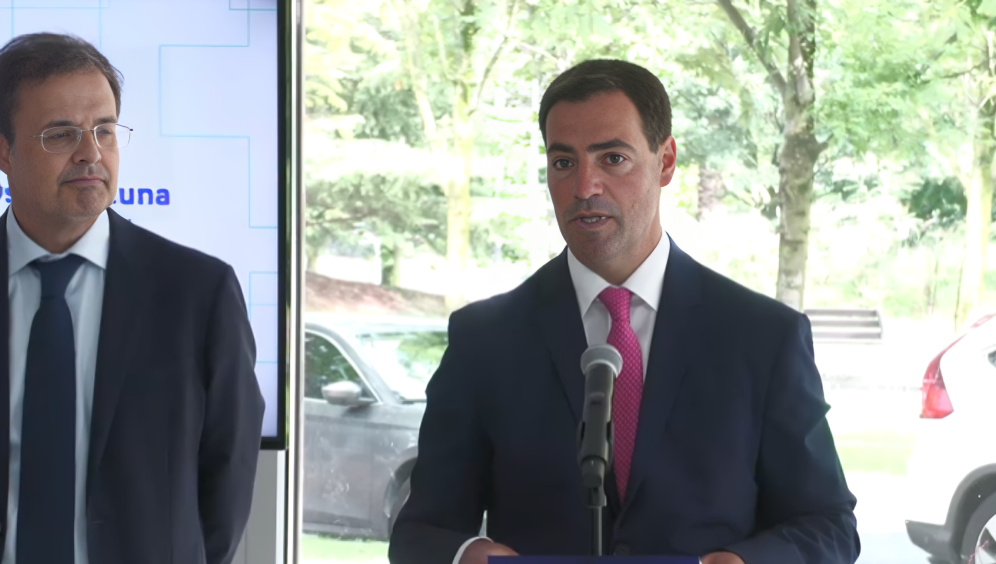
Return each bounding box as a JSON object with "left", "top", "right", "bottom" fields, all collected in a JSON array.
[
  {"left": 10, "top": 205, "right": 99, "bottom": 254},
  {"left": 588, "top": 229, "right": 663, "bottom": 286}
]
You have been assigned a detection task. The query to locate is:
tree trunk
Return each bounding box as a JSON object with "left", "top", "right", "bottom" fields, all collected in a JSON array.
[
  {"left": 305, "top": 243, "right": 319, "bottom": 273},
  {"left": 717, "top": 0, "right": 822, "bottom": 311},
  {"left": 926, "top": 249, "right": 939, "bottom": 317},
  {"left": 696, "top": 166, "right": 724, "bottom": 220},
  {"left": 380, "top": 240, "right": 403, "bottom": 288},
  {"left": 955, "top": 139, "right": 993, "bottom": 328},
  {"left": 774, "top": 0, "right": 822, "bottom": 312},
  {"left": 774, "top": 113, "right": 820, "bottom": 311}
]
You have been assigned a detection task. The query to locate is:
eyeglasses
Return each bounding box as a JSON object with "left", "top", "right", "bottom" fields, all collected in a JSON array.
[{"left": 31, "top": 123, "right": 133, "bottom": 154}]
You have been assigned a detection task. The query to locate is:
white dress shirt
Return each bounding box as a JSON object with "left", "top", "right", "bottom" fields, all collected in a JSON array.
[
  {"left": 567, "top": 233, "right": 670, "bottom": 379},
  {"left": 451, "top": 234, "right": 670, "bottom": 563},
  {"left": 4, "top": 209, "right": 108, "bottom": 564}
]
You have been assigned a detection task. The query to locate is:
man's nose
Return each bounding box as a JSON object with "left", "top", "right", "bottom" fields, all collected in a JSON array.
[
  {"left": 72, "top": 130, "right": 102, "bottom": 165},
  {"left": 572, "top": 160, "right": 603, "bottom": 200}
]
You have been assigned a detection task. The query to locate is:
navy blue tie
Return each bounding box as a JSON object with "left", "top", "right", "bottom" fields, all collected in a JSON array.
[{"left": 17, "top": 254, "right": 85, "bottom": 564}]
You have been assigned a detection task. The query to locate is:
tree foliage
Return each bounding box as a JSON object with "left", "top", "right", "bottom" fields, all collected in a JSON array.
[{"left": 304, "top": 0, "right": 996, "bottom": 317}]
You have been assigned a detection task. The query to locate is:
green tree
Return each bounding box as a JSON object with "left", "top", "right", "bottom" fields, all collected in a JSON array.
[
  {"left": 927, "top": 0, "right": 996, "bottom": 328},
  {"left": 713, "top": 0, "right": 826, "bottom": 310},
  {"left": 388, "top": 0, "right": 522, "bottom": 309}
]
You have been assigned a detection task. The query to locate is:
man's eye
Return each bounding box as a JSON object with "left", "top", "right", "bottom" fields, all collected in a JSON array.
[
  {"left": 606, "top": 154, "right": 625, "bottom": 164},
  {"left": 554, "top": 158, "right": 572, "bottom": 169}
]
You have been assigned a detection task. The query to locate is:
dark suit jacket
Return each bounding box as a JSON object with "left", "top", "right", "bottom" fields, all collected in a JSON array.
[
  {"left": 389, "top": 237, "right": 859, "bottom": 564},
  {"left": 0, "top": 208, "right": 265, "bottom": 564}
]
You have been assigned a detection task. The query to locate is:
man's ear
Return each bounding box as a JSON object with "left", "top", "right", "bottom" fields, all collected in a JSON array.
[
  {"left": 659, "top": 136, "right": 677, "bottom": 187},
  {"left": 0, "top": 134, "right": 14, "bottom": 177}
]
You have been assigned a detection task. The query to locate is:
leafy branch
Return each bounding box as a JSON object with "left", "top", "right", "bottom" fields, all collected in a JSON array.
[{"left": 715, "top": 0, "right": 788, "bottom": 95}]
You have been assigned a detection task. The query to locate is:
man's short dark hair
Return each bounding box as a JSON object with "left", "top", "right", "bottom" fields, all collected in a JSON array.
[
  {"left": 539, "top": 59, "right": 671, "bottom": 152},
  {"left": 0, "top": 33, "right": 123, "bottom": 143}
]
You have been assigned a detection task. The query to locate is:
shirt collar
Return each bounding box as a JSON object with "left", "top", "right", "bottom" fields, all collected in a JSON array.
[
  {"left": 567, "top": 232, "right": 671, "bottom": 317},
  {"left": 7, "top": 207, "right": 110, "bottom": 277}
]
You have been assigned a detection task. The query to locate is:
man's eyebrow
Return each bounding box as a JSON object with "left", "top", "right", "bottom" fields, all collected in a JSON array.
[
  {"left": 546, "top": 142, "right": 576, "bottom": 155},
  {"left": 546, "top": 139, "right": 637, "bottom": 155},
  {"left": 587, "top": 138, "right": 636, "bottom": 153},
  {"left": 42, "top": 116, "right": 119, "bottom": 129},
  {"left": 43, "top": 119, "right": 77, "bottom": 129}
]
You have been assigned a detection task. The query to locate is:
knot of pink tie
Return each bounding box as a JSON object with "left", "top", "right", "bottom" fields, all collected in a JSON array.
[{"left": 597, "top": 286, "right": 644, "bottom": 501}]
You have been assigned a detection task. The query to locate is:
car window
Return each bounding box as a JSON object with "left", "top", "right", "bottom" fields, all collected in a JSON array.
[
  {"left": 354, "top": 330, "right": 448, "bottom": 402},
  {"left": 304, "top": 332, "right": 371, "bottom": 400}
]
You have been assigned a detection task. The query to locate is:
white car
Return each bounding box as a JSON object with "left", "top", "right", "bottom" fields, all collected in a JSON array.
[{"left": 905, "top": 314, "right": 996, "bottom": 563}]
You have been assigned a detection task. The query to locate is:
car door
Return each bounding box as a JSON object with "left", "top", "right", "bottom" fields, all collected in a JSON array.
[{"left": 302, "top": 330, "right": 377, "bottom": 533}]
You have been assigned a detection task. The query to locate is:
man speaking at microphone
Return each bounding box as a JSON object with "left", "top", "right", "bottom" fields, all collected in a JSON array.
[{"left": 389, "top": 59, "right": 858, "bottom": 564}]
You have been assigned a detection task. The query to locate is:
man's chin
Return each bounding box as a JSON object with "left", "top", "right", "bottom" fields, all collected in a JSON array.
[
  {"left": 64, "top": 195, "right": 113, "bottom": 221},
  {"left": 566, "top": 238, "right": 620, "bottom": 266}
]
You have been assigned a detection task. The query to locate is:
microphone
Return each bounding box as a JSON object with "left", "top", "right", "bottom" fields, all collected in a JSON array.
[{"left": 577, "top": 344, "right": 623, "bottom": 491}]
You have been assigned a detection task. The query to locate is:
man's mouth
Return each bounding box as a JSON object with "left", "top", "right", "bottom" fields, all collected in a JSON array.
[
  {"left": 579, "top": 216, "right": 608, "bottom": 223},
  {"left": 64, "top": 176, "right": 105, "bottom": 186},
  {"left": 573, "top": 215, "right": 612, "bottom": 230}
]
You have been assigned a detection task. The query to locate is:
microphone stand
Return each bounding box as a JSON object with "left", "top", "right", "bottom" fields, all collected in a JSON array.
[
  {"left": 577, "top": 345, "right": 620, "bottom": 557},
  {"left": 577, "top": 414, "right": 612, "bottom": 555}
]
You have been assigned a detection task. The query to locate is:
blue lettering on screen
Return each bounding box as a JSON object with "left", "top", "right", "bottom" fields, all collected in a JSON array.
[
  {"left": 4, "top": 187, "right": 171, "bottom": 206},
  {"left": 112, "top": 188, "right": 171, "bottom": 205}
]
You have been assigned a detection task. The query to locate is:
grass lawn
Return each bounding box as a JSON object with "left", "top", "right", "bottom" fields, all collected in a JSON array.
[
  {"left": 833, "top": 430, "right": 916, "bottom": 476},
  {"left": 300, "top": 534, "right": 388, "bottom": 563}
]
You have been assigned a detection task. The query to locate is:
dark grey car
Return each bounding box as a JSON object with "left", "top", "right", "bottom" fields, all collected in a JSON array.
[{"left": 302, "top": 316, "right": 448, "bottom": 540}]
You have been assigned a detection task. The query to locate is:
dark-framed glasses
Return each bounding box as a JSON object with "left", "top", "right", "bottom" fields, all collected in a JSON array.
[{"left": 32, "top": 123, "right": 133, "bottom": 154}]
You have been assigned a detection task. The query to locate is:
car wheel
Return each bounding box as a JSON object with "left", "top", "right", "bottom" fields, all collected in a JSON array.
[
  {"left": 960, "top": 492, "right": 996, "bottom": 564},
  {"left": 388, "top": 478, "right": 411, "bottom": 536}
]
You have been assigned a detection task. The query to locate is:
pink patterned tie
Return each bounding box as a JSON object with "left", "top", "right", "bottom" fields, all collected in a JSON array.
[{"left": 598, "top": 286, "right": 643, "bottom": 501}]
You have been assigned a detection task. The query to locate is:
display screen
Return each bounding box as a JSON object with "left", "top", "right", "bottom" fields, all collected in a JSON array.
[{"left": 0, "top": 0, "right": 286, "bottom": 446}]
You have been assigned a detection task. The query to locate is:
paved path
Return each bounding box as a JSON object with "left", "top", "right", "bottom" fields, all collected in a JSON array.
[{"left": 849, "top": 473, "right": 933, "bottom": 564}]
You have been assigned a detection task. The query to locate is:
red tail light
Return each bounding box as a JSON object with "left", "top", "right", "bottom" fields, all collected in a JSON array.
[
  {"left": 920, "top": 357, "right": 953, "bottom": 419},
  {"left": 920, "top": 313, "right": 996, "bottom": 419}
]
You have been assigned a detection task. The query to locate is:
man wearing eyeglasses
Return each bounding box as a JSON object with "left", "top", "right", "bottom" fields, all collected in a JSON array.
[{"left": 0, "top": 33, "right": 265, "bottom": 564}]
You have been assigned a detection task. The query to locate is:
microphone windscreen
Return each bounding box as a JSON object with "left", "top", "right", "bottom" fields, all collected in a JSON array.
[{"left": 580, "top": 343, "right": 623, "bottom": 376}]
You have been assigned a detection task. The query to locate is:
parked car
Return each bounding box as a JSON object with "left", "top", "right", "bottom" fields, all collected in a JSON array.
[
  {"left": 302, "top": 314, "right": 447, "bottom": 540},
  {"left": 975, "top": 516, "right": 996, "bottom": 564},
  {"left": 906, "top": 314, "right": 996, "bottom": 564}
]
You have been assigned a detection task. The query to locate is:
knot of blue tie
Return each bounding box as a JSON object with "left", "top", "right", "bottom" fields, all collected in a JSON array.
[{"left": 33, "top": 254, "right": 86, "bottom": 299}]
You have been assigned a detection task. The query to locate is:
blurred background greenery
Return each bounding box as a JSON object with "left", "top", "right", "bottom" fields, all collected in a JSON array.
[
  {"left": 299, "top": 1, "right": 995, "bottom": 561},
  {"left": 303, "top": 0, "right": 996, "bottom": 331}
]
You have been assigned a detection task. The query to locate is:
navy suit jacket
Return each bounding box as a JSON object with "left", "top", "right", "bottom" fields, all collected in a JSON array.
[
  {"left": 389, "top": 237, "right": 859, "bottom": 564},
  {"left": 0, "top": 208, "right": 265, "bottom": 564}
]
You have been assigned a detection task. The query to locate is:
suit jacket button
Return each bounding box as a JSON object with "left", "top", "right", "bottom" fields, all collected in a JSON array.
[{"left": 613, "top": 543, "right": 630, "bottom": 555}]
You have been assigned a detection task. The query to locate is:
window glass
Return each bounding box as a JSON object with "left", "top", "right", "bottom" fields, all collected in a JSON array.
[
  {"left": 304, "top": 332, "right": 365, "bottom": 400},
  {"left": 354, "top": 331, "right": 448, "bottom": 402},
  {"left": 301, "top": 0, "right": 996, "bottom": 562}
]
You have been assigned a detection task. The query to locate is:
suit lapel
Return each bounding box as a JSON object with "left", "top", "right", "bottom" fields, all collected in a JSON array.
[
  {"left": 534, "top": 251, "right": 627, "bottom": 513},
  {"left": 0, "top": 210, "right": 9, "bottom": 539},
  {"left": 87, "top": 209, "right": 146, "bottom": 498},
  {"left": 619, "top": 237, "right": 704, "bottom": 516},
  {"left": 534, "top": 251, "right": 587, "bottom": 427}
]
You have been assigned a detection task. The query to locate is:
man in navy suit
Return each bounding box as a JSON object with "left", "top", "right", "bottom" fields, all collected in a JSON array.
[
  {"left": 389, "top": 59, "right": 859, "bottom": 564},
  {"left": 0, "top": 33, "right": 264, "bottom": 564}
]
